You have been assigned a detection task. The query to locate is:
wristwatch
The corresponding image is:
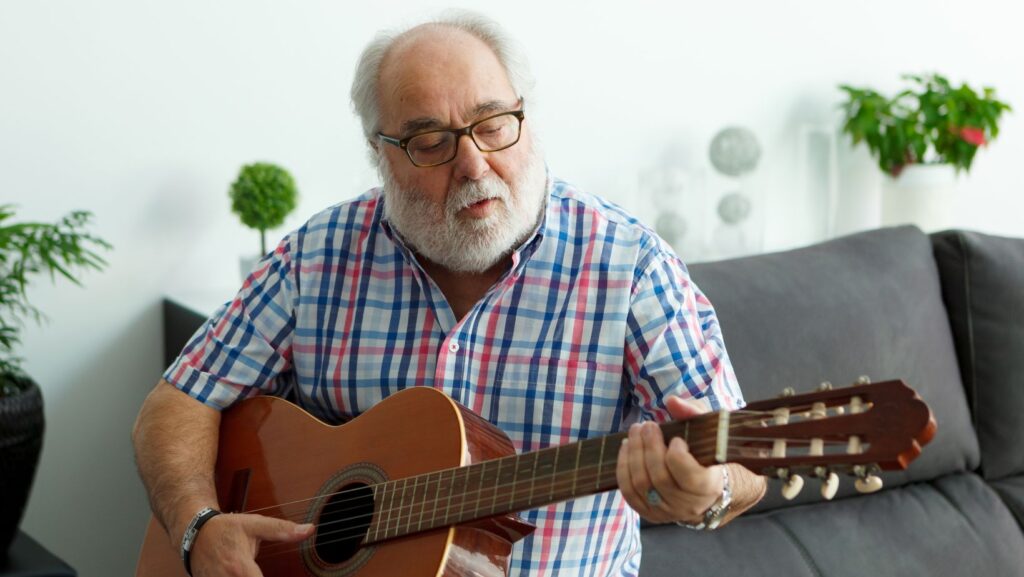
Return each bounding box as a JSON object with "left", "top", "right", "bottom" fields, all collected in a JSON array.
[{"left": 677, "top": 465, "right": 732, "bottom": 531}]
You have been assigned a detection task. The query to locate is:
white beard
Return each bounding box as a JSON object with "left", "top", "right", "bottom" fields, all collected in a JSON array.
[{"left": 381, "top": 150, "right": 547, "bottom": 273}]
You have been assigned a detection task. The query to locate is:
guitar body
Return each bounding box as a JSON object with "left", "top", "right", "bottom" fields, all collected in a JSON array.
[{"left": 135, "top": 387, "right": 535, "bottom": 577}]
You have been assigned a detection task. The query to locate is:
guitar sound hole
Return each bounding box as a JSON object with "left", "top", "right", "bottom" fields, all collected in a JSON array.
[{"left": 315, "top": 482, "right": 374, "bottom": 564}]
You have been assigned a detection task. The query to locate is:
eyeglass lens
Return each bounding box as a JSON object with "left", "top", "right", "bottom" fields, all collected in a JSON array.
[{"left": 406, "top": 112, "right": 521, "bottom": 166}]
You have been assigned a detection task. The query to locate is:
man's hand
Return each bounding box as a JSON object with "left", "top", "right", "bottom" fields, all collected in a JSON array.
[
  {"left": 616, "top": 395, "right": 725, "bottom": 524},
  {"left": 189, "top": 513, "right": 314, "bottom": 577}
]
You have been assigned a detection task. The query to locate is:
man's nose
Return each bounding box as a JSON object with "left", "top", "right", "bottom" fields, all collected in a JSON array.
[{"left": 451, "top": 134, "right": 490, "bottom": 181}]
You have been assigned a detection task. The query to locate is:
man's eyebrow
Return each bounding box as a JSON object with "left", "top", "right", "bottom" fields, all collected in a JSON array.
[
  {"left": 471, "top": 99, "right": 519, "bottom": 117},
  {"left": 398, "top": 99, "right": 520, "bottom": 137},
  {"left": 400, "top": 117, "right": 445, "bottom": 137}
]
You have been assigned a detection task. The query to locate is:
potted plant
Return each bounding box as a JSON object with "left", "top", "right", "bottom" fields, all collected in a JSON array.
[
  {"left": 0, "top": 205, "right": 110, "bottom": 557},
  {"left": 229, "top": 162, "right": 299, "bottom": 278},
  {"left": 839, "top": 73, "right": 1011, "bottom": 230}
]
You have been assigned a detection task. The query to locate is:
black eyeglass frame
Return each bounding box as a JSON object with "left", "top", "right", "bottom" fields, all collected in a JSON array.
[{"left": 377, "top": 106, "right": 526, "bottom": 168}]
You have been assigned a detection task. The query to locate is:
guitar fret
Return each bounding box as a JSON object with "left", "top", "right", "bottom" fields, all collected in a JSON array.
[
  {"left": 572, "top": 442, "right": 582, "bottom": 498},
  {"left": 444, "top": 467, "right": 455, "bottom": 526},
  {"left": 409, "top": 475, "right": 421, "bottom": 537},
  {"left": 596, "top": 436, "right": 606, "bottom": 490},
  {"left": 376, "top": 485, "right": 385, "bottom": 545},
  {"left": 527, "top": 451, "right": 538, "bottom": 505},
  {"left": 509, "top": 454, "right": 519, "bottom": 511},
  {"left": 458, "top": 467, "right": 468, "bottom": 520},
  {"left": 386, "top": 480, "right": 396, "bottom": 540},
  {"left": 475, "top": 460, "right": 487, "bottom": 519},
  {"left": 370, "top": 484, "right": 379, "bottom": 542},
  {"left": 473, "top": 461, "right": 485, "bottom": 518},
  {"left": 490, "top": 458, "right": 502, "bottom": 516},
  {"left": 430, "top": 471, "right": 442, "bottom": 528},
  {"left": 550, "top": 446, "right": 560, "bottom": 501},
  {"left": 406, "top": 475, "right": 417, "bottom": 533},
  {"left": 399, "top": 477, "right": 409, "bottom": 537},
  {"left": 383, "top": 480, "right": 393, "bottom": 540}
]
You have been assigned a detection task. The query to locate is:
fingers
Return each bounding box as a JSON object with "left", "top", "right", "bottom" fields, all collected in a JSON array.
[
  {"left": 665, "top": 395, "right": 710, "bottom": 421},
  {"left": 616, "top": 420, "right": 723, "bottom": 524},
  {"left": 616, "top": 423, "right": 676, "bottom": 523},
  {"left": 247, "top": 514, "right": 315, "bottom": 543},
  {"left": 191, "top": 513, "right": 314, "bottom": 577}
]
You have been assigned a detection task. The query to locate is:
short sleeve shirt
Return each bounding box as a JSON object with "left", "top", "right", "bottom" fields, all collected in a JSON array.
[{"left": 165, "top": 177, "right": 743, "bottom": 576}]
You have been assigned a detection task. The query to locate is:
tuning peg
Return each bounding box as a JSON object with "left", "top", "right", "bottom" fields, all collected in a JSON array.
[
  {"left": 815, "top": 467, "right": 839, "bottom": 500},
  {"left": 822, "top": 476, "right": 839, "bottom": 500},
  {"left": 780, "top": 387, "right": 796, "bottom": 397},
  {"left": 855, "top": 476, "right": 884, "bottom": 494},
  {"left": 853, "top": 465, "right": 884, "bottom": 494},
  {"left": 856, "top": 375, "right": 871, "bottom": 385},
  {"left": 818, "top": 381, "right": 833, "bottom": 391},
  {"left": 778, "top": 469, "right": 804, "bottom": 500}
]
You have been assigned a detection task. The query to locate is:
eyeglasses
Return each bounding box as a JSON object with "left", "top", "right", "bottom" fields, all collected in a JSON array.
[{"left": 377, "top": 107, "right": 526, "bottom": 168}]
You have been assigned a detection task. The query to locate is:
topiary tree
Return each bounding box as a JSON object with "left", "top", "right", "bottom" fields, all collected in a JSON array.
[{"left": 229, "top": 162, "right": 299, "bottom": 255}]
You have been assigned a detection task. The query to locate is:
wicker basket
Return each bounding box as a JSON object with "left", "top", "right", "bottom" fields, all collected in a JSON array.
[{"left": 0, "top": 375, "right": 45, "bottom": 558}]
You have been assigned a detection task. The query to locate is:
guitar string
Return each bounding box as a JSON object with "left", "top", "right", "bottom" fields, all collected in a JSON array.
[
  {"left": 257, "top": 434, "right": 865, "bottom": 561},
  {"left": 237, "top": 403, "right": 856, "bottom": 524},
  {"left": 237, "top": 404, "right": 850, "bottom": 520},
  {"left": 260, "top": 433, "right": 855, "bottom": 533},
  {"left": 255, "top": 435, "right": 860, "bottom": 558},
  {"left": 238, "top": 417, "right": 734, "bottom": 520},
  {"left": 257, "top": 443, "right": 739, "bottom": 559}
]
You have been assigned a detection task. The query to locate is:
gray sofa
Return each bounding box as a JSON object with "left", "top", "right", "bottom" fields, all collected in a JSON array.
[{"left": 641, "top": 226, "right": 1024, "bottom": 576}]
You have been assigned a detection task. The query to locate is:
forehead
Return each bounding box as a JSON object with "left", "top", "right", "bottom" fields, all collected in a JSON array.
[{"left": 377, "top": 26, "right": 518, "bottom": 133}]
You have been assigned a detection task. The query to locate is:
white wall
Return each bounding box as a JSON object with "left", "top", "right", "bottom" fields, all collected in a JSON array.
[{"left": 2, "top": 0, "right": 1022, "bottom": 574}]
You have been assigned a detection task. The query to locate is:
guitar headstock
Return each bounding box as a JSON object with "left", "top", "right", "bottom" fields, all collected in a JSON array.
[{"left": 726, "top": 377, "right": 936, "bottom": 500}]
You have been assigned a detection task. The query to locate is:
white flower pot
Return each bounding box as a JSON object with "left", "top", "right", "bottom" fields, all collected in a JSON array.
[
  {"left": 881, "top": 164, "right": 956, "bottom": 232},
  {"left": 239, "top": 254, "right": 261, "bottom": 282}
]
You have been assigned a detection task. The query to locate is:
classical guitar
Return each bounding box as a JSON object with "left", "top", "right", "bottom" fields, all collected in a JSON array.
[{"left": 135, "top": 378, "right": 935, "bottom": 577}]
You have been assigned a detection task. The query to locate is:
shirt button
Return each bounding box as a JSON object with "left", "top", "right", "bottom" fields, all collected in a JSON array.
[{"left": 448, "top": 342, "right": 460, "bottom": 353}]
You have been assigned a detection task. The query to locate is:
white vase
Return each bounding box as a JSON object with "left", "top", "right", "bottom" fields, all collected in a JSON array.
[
  {"left": 239, "top": 254, "right": 261, "bottom": 282},
  {"left": 881, "top": 164, "right": 957, "bottom": 232}
]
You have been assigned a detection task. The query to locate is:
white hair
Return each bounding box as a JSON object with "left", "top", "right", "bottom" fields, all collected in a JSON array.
[{"left": 349, "top": 10, "right": 535, "bottom": 166}]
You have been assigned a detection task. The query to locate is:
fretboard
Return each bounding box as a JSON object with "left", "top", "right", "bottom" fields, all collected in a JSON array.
[{"left": 366, "top": 412, "right": 723, "bottom": 543}]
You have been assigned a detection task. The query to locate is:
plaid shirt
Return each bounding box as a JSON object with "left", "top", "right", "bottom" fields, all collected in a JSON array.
[{"left": 166, "top": 177, "right": 742, "bottom": 576}]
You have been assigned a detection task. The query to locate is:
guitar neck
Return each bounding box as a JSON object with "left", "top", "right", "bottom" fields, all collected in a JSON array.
[{"left": 367, "top": 413, "right": 722, "bottom": 543}]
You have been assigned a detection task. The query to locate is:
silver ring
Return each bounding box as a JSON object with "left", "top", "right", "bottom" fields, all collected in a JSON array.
[{"left": 646, "top": 488, "right": 662, "bottom": 507}]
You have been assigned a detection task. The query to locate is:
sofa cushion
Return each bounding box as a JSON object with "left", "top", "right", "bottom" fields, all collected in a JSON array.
[
  {"left": 932, "top": 230, "right": 1024, "bottom": 481},
  {"left": 640, "top": 472, "right": 1024, "bottom": 576},
  {"left": 689, "top": 226, "right": 979, "bottom": 511},
  {"left": 990, "top": 475, "right": 1024, "bottom": 529}
]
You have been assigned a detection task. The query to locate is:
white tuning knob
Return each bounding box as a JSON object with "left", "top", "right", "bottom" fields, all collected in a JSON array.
[
  {"left": 820, "top": 472, "right": 839, "bottom": 500},
  {"left": 781, "top": 474, "right": 804, "bottom": 500},
  {"left": 855, "top": 475, "right": 884, "bottom": 494}
]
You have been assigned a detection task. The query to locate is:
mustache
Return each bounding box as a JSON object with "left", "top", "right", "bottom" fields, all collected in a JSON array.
[{"left": 446, "top": 177, "right": 510, "bottom": 214}]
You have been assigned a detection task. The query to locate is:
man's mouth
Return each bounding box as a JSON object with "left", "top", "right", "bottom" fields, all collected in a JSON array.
[{"left": 460, "top": 197, "right": 499, "bottom": 217}]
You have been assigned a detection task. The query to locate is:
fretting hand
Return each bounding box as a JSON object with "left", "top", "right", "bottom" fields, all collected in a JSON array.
[{"left": 615, "top": 396, "right": 725, "bottom": 525}]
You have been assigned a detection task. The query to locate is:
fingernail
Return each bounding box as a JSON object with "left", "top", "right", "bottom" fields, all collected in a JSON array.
[{"left": 296, "top": 523, "right": 314, "bottom": 534}]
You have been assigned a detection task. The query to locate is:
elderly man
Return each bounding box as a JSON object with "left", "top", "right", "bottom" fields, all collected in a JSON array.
[{"left": 133, "top": 11, "right": 766, "bottom": 577}]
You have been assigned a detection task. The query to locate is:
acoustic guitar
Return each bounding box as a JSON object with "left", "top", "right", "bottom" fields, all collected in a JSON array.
[{"left": 135, "top": 378, "right": 935, "bottom": 577}]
